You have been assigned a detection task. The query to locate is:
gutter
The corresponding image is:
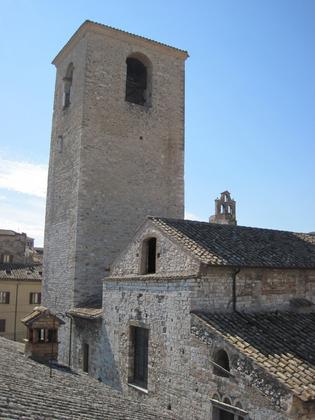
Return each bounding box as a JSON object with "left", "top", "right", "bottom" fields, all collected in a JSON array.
[
  {"left": 232, "top": 268, "right": 241, "bottom": 312},
  {"left": 66, "top": 313, "right": 73, "bottom": 367}
]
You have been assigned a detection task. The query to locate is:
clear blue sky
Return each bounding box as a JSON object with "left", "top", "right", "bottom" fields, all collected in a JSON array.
[{"left": 0, "top": 0, "right": 314, "bottom": 245}]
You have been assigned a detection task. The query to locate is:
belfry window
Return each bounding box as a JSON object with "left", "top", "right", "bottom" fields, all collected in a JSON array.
[
  {"left": 213, "top": 349, "right": 230, "bottom": 377},
  {"left": 142, "top": 237, "right": 157, "bottom": 274},
  {"left": 125, "top": 57, "right": 147, "bottom": 105},
  {"left": 63, "top": 63, "right": 74, "bottom": 108}
]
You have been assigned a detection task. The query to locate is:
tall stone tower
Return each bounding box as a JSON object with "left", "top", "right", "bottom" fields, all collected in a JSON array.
[
  {"left": 209, "top": 191, "right": 237, "bottom": 225},
  {"left": 43, "top": 21, "right": 187, "bottom": 360}
]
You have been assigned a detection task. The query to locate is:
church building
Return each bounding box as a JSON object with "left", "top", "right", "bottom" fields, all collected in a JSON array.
[{"left": 43, "top": 21, "right": 315, "bottom": 419}]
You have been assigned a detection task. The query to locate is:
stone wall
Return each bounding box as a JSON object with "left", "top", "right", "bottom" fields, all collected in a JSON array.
[
  {"left": 193, "top": 267, "right": 315, "bottom": 313},
  {"left": 111, "top": 221, "right": 200, "bottom": 276},
  {"left": 43, "top": 32, "right": 87, "bottom": 362}
]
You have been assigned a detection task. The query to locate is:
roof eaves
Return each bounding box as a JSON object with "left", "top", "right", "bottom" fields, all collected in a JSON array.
[
  {"left": 52, "top": 20, "right": 188, "bottom": 66},
  {"left": 149, "top": 217, "right": 229, "bottom": 266}
]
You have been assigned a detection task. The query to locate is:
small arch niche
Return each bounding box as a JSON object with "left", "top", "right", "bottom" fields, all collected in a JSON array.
[
  {"left": 213, "top": 349, "right": 230, "bottom": 377},
  {"left": 63, "top": 63, "right": 74, "bottom": 108},
  {"left": 141, "top": 237, "right": 157, "bottom": 274},
  {"left": 125, "top": 54, "right": 151, "bottom": 106}
]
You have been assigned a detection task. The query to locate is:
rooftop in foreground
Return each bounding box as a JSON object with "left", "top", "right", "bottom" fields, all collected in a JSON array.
[{"left": 0, "top": 337, "right": 175, "bottom": 419}]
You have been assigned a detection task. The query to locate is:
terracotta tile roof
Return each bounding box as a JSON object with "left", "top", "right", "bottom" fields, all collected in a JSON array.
[
  {"left": 21, "top": 306, "right": 65, "bottom": 326},
  {"left": 67, "top": 307, "right": 103, "bottom": 320},
  {"left": 0, "top": 337, "right": 176, "bottom": 419},
  {"left": 53, "top": 20, "right": 188, "bottom": 65},
  {"left": 192, "top": 311, "right": 315, "bottom": 401},
  {"left": 150, "top": 217, "right": 315, "bottom": 268},
  {"left": 0, "top": 229, "right": 17, "bottom": 235},
  {"left": 0, "top": 263, "right": 42, "bottom": 280}
]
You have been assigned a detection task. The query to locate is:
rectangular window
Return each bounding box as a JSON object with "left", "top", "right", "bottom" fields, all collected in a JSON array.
[
  {"left": 129, "top": 326, "right": 149, "bottom": 389},
  {"left": 29, "top": 292, "right": 41, "bottom": 304},
  {"left": 2, "top": 255, "right": 13, "bottom": 263},
  {"left": 0, "top": 292, "right": 10, "bottom": 304},
  {"left": 83, "top": 343, "right": 89, "bottom": 373},
  {"left": 0, "top": 319, "right": 5, "bottom": 332},
  {"left": 211, "top": 400, "right": 247, "bottom": 420}
]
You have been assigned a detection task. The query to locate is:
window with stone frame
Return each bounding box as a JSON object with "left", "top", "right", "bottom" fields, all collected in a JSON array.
[
  {"left": 128, "top": 325, "right": 149, "bottom": 389},
  {"left": 0, "top": 319, "right": 6, "bottom": 332},
  {"left": 0, "top": 291, "right": 10, "bottom": 304},
  {"left": 29, "top": 292, "right": 41, "bottom": 305},
  {"left": 211, "top": 398, "right": 246, "bottom": 420},
  {"left": 213, "top": 349, "right": 230, "bottom": 377}
]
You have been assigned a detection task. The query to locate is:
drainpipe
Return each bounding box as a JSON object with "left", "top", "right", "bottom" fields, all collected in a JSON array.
[
  {"left": 232, "top": 268, "right": 240, "bottom": 312},
  {"left": 13, "top": 283, "right": 19, "bottom": 341},
  {"left": 66, "top": 313, "right": 73, "bottom": 367}
]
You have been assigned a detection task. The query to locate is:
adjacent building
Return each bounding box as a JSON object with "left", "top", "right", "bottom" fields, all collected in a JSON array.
[
  {"left": 0, "top": 265, "right": 42, "bottom": 341},
  {"left": 0, "top": 229, "right": 42, "bottom": 341}
]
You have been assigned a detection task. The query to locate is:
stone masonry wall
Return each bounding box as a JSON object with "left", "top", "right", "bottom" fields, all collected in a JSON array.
[
  {"left": 72, "top": 28, "right": 186, "bottom": 306},
  {"left": 111, "top": 221, "right": 200, "bottom": 277},
  {"left": 193, "top": 267, "right": 315, "bottom": 313},
  {"left": 95, "top": 276, "right": 307, "bottom": 419},
  {"left": 43, "top": 33, "right": 88, "bottom": 362}
]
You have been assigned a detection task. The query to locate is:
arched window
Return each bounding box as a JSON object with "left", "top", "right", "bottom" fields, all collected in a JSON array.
[
  {"left": 142, "top": 237, "right": 157, "bottom": 274},
  {"left": 213, "top": 349, "right": 230, "bottom": 377},
  {"left": 63, "top": 63, "right": 74, "bottom": 108},
  {"left": 126, "top": 57, "right": 148, "bottom": 106}
]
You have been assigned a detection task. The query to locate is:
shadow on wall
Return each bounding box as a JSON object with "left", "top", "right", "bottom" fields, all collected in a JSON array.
[{"left": 73, "top": 318, "right": 123, "bottom": 392}]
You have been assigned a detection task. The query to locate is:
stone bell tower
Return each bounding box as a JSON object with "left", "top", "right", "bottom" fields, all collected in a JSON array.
[
  {"left": 209, "top": 191, "right": 237, "bottom": 225},
  {"left": 43, "top": 21, "right": 187, "bottom": 361}
]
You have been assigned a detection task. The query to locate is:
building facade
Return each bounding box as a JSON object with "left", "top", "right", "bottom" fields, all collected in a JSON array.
[
  {"left": 69, "top": 218, "right": 315, "bottom": 419},
  {"left": 43, "top": 22, "right": 315, "bottom": 419}
]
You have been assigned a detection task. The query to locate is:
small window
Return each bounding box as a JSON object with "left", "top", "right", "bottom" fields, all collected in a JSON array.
[
  {"left": 0, "top": 319, "right": 5, "bottom": 332},
  {"left": 0, "top": 292, "right": 10, "bottom": 304},
  {"left": 213, "top": 407, "right": 234, "bottom": 420},
  {"left": 35, "top": 328, "right": 56, "bottom": 343},
  {"left": 83, "top": 343, "right": 89, "bottom": 373},
  {"left": 126, "top": 57, "right": 147, "bottom": 105},
  {"left": 142, "top": 238, "right": 157, "bottom": 274},
  {"left": 37, "top": 328, "right": 45, "bottom": 342},
  {"left": 213, "top": 349, "right": 230, "bottom": 377},
  {"left": 57, "top": 135, "right": 63, "bottom": 153},
  {"left": 129, "top": 326, "right": 149, "bottom": 389},
  {"left": 29, "top": 292, "right": 41, "bottom": 305},
  {"left": 63, "top": 63, "right": 74, "bottom": 108},
  {"left": 2, "top": 254, "right": 13, "bottom": 263}
]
